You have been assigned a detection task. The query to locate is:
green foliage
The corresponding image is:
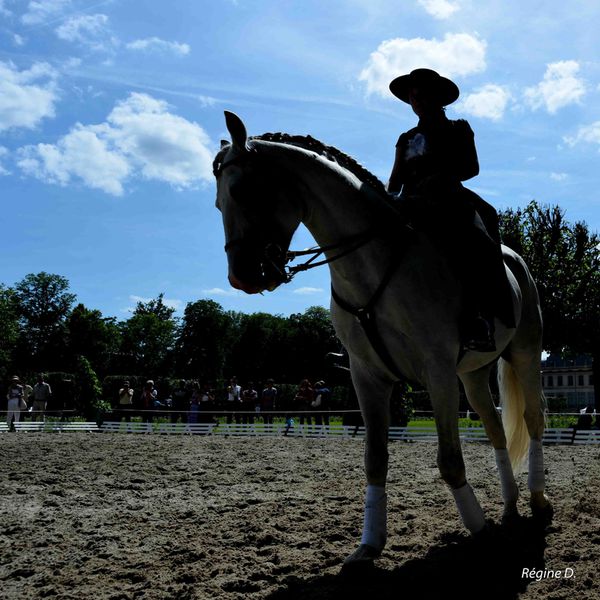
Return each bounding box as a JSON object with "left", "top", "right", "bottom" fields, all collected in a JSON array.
[
  {"left": 14, "top": 272, "right": 76, "bottom": 371},
  {"left": 0, "top": 285, "right": 19, "bottom": 380},
  {"left": 66, "top": 304, "right": 120, "bottom": 376},
  {"left": 119, "top": 294, "right": 177, "bottom": 376},
  {"left": 74, "top": 356, "right": 104, "bottom": 418},
  {"left": 175, "top": 299, "right": 235, "bottom": 380}
]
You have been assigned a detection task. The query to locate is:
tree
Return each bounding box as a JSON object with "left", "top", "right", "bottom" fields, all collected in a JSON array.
[
  {"left": 175, "top": 299, "right": 237, "bottom": 380},
  {"left": 499, "top": 201, "right": 600, "bottom": 408},
  {"left": 73, "top": 355, "right": 104, "bottom": 419},
  {"left": 66, "top": 304, "right": 120, "bottom": 377},
  {"left": 119, "top": 294, "right": 177, "bottom": 376},
  {"left": 0, "top": 285, "right": 20, "bottom": 380},
  {"left": 286, "top": 306, "right": 339, "bottom": 382},
  {"left": 14, "top": 272, "right": 76, "bottom": 370},
  {"left": 228, "top": 312, "right": 288, "bottom": 382}
]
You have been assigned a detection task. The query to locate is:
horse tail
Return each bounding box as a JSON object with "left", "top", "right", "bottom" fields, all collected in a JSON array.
[{"left": 497, "top": 357, "right": 530, "bottom": 473}]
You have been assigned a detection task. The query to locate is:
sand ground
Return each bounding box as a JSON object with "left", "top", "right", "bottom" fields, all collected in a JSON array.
[{"left": 0, "top": 434, "right": 599, "bottom": 599}]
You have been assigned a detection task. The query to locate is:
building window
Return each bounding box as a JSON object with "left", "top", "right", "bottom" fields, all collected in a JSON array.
[
  {"left": 578, "top": 375, "right": 584, "bottom": 386},
  {"left": 547, "top": 376, "right": 553, "bottom": 387},
  {"left": 557, "top": 375, "right": 563, "bottom": 386},
  {"left": 568, "top": 375, "right": 574, "bottom": 386}
]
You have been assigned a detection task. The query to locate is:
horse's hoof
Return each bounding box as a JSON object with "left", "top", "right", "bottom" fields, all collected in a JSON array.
[
  {"left": 341, "top": 544, "right": 381, "bottom": 573},
  {"left": 501, "top": 509, "right": 521, "bottom": 527},
  {"left": 531, "top": 498, "right": 554, "bottom": 526}
]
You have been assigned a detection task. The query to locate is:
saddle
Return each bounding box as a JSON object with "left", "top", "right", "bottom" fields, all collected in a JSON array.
[{"left": 387, "top": 184, "right": 516, "bottom": 330}]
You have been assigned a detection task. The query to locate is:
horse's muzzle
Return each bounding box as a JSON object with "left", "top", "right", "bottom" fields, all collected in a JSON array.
[{"left": 226, "top": 240, "right": 288, "bottom": 294}]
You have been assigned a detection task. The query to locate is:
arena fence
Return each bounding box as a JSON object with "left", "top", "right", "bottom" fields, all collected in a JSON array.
[{"left": 1, "top": 419, "right": 599, "bottom": 445}]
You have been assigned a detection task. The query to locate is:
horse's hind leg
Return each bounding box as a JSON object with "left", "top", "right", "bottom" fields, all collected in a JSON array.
[
  {"left": 429, "top": 362, "right": 486, "bottom": 534},
  {"left": 508, "top": 354, "right": 553, "bottom": 523},
  {"left": 460, "top": 365, "right": 519, "bottom": 521}
]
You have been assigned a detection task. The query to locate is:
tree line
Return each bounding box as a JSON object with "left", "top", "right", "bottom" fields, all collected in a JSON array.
[
  {"left": 1, "top": 200, "right": 599, "bottom": 409},
  {"left": 0, "top": 276, "right": 340, "bottom": 387}
]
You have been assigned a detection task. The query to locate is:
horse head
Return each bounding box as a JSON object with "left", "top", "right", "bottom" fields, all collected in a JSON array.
[{"left": 214, "top": 111, "right": 302, "bottom": 294}]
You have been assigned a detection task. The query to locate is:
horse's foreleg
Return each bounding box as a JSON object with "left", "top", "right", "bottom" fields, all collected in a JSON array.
[
  {"left": 343, "top": 360, "right": 392, "bottom": 567},
  {"left": 460, "top": 366, "right": 519, "bottom": 520},
  {"left": 430, "top": 365, "right": 486, "bottom": 534}
]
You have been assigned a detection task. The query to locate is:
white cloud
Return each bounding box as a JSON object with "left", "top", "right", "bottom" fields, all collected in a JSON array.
[
  {"left": 202, "top": 287, "right": 241, "bottom": 297},
  {"left": 22, "top": 0, "right": 70, "bottom": 25},
  {"left": 524, "top": 61, "right": 585, "bottom": 114},
  {"left": 17, "top": 92, "right": 215, "bottom": 195},
  {"left": 55, "top": 14, "right": 118, "bottom": 52},
  {"left": 126, "top": 37, "right": 190, "bottom": 56},
  {"left": 417, "top": 0, "right": 459, "bottom": 19},
  {"left": 0, "top": 146, "right": 9, "bottom": 175},
  {"left": 292, "top": 287, "right": 324, "bottom": 295},
  {"left": 0, "top": 1, "right": 11, "bottom": 17},
  {"left": 13, "top": 34, "right": 25, "bottom": 46},
  {"left": 550, "top": 172, "right": 568, "bottom": 181},
  {"left": 18, "top": 124, "right": 131, "bottom": 195},
  {"left": 359, "top": 33, "right": 486, "bottom": 98},
  {"left": 457, "top": 84, "right": 511, "bottom": 121},
  {"left": 564, "top": 121, "right": 600, "bottom": 148},
  {"left": 0, "top": 61, "right": 59, "bottom": 132}
]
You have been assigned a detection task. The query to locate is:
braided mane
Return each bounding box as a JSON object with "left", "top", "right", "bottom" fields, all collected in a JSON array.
[{"left": 251, "top": 132, "right": 387, "bottom": 197}]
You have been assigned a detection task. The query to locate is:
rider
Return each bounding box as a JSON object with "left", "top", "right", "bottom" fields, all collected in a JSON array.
[{"left": 387, "top": 68, "right": 501, "bottom": 352}]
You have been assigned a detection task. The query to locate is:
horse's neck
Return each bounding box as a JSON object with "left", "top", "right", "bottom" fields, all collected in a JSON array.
[{"left": 281, "top": 147, "right": 399, "bottom": 298}]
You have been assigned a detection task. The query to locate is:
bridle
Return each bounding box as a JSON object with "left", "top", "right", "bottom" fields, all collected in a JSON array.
[{"left": 214, "top": 146, "right": 384, "bottom": 284}]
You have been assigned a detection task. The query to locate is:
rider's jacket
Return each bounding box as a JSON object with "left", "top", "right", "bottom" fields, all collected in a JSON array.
[{"left": 394, "top": 115, "right": 479, "bottom": 196}]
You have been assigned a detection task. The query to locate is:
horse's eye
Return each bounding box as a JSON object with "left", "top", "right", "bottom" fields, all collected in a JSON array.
[{"left": 229, "top": 180, "right": 249, "bottom": 201}]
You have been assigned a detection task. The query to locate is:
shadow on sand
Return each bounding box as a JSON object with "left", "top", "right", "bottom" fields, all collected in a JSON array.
[{"left": 267, "top": 517, "right": 551, "bottom": 600}]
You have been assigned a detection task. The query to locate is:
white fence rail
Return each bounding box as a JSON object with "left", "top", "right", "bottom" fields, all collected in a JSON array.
[{"left": 1, "top": 420, "right": 600, "bottom": 444}]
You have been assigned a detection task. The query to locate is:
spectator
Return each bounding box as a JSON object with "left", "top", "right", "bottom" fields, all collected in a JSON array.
[
  {"left": 188, "top": 393, "right": 200, "bottom": 424},
  {"left": 32, "top": 374, "right": 52, "bottom": 422},
  {"left": 172, "top": 380, "right": 188, "bottom": 424},
  {"left": 140, "top": 380, "right": 157, "bottom": 423},
  {"left": 199, "top": 383, "right": 215, "bottom": 423},
  {"left": 241, "top": 382, "right": 258, "bottom": 425},
  {"left": 261, "top": 379, "right": 277, "bottom": 425},
  {"left": 313, "top": 380, "right": 331, "bottom": 427},
  {"left": 571, "top": 405, "right": 594, "bottom": 444},
  {"left": 225, "top": 377, "right": 242, "bottom": 424},
  {"left": 295, "top": 379, "right": 314, "bottom": 427},
  {"left": 6, "top": 376, "right": 25, "bottom": 431},
  {"left": 22, "top": 380, "right": 33, "bottom": 420},
  {"left": 118, "top": 380, "right": 134, "bottom": 422}
]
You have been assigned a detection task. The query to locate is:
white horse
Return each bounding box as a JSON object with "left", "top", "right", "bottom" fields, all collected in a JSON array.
[{"left": 214, "top": 111, "right": 552, "bottom": 567}]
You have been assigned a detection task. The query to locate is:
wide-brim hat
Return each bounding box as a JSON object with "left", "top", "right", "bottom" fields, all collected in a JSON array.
[{"left": 389, "top": 68, "right": 459, "bottom": 106}]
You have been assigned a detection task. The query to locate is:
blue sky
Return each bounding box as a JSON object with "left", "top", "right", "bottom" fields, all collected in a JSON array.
[{"left": 1, "top": 0, "right": 600, "bottom": 320}]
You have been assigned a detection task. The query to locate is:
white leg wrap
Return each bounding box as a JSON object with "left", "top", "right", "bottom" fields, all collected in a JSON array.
[
  {"left": 451, "top": 483, "right": 486, "bottom": 533},
  {"left": 360, "top": 485, "right": 387, "bottom": 549},
  {"left": 528, "top": 439, "right": 545, "bottom": 492},
  {"left": 495, "top": 448, "right": 519, "bottom": 506}
]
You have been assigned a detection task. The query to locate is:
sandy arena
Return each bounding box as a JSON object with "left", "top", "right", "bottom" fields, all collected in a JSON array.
[{"left": 0, "top": 434, "right": 599, "bottom": 600}]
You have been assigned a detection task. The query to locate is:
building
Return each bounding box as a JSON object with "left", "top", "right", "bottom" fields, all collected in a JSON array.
[{"left": 541, "top": 355, "right": 595, "bottom": 410}]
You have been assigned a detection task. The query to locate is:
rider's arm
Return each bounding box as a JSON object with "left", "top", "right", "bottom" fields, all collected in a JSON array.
[
  {"left": 387, "top": 135, "right": 407, "bottom": 193},
  {"left": 452, "top": 120, "right": 479, "bottom": 181}
]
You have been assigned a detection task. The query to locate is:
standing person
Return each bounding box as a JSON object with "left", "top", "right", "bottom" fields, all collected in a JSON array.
[
  {"left": 294, "top": 379, "right": 314, "bottom": 428},
  {"left": 6, "top": 376, "right": 25, "bottom": 431},
  {"left": 171, "top": 380, "right": 188, "bottom": 424},
  {"left": 261, "top": 379, "right": 277, "bottom": 425},
  {"left": 118, "top": 380, "right": 134, "bottom": 422},
  {"left": 140, "top": 380, "right": 157, "bottom": 423},
  {"left": 387, "top": 67, "right": 503, "bottom": 352},
  {"left": 225, "top": 377, "right": 242, "bottom": 424},
  {"left": 241, "top": 382, "right": 258, "bottom": 425},
  {"left": 32, "top": 374, "right": 52, "bottom": 422},
  {"left": 21, "top": 380, "right": 34, "bottom": 421},
  {"left": 199, "top": 383, "right": 215, "bottom": 423},
  {"left": 313, "top": 380, "right": 331, "bottom": 427}
]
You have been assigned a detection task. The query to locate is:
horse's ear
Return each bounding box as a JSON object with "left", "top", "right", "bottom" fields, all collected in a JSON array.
[
  {"left": 220, "top": 139, "right": 230, "bottom": 149},
  {"left": 224, "top": 111, "right": 248, "bottom": 150}
]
